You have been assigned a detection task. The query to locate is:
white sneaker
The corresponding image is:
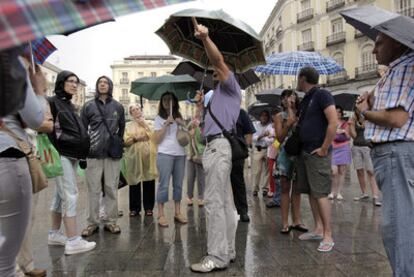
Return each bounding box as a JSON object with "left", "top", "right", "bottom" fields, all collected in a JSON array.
[
  {"left": 354, "top": 193, "right": 369, "bottom": 201},
  {"left": 64, "top": 237, "right": 96, "bottom": 255},
  {"left": 336, "top": 194, "right": 344, "bottom": 201},
  {"left": 328, "top": 193, "right": 334, "bottom": 200},
  {"left": 48, "top": 231, "right": 67, "bottom": 246}
]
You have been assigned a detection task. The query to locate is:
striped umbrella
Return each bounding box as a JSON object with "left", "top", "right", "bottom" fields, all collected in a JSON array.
[
  {"left": 0, "top": 0, "right": 194, "bottom": 51},
  {"left": 254, "top": 51, "right": 345, "bottom": 76}
]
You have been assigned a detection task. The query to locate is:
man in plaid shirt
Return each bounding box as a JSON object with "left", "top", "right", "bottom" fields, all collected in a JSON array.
[{"left": 356, "top": 32, "right": 414, "bottom": 277}]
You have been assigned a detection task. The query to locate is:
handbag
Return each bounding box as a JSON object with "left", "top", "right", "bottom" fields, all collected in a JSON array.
[
  {"left": 207, "top": 104, "right": 248, "bottom": 161},
  {"left": 176, "top": 125, "right": 190, "bottom": 147},
  {"left": 284, "top": 91, "right": 318, "bottom": 156},
  {"left": 37, "top": 133, "right": 63, "bottom": 178},
  {"left": 2, "top": 126, "right": 48, "bottom": 193},
  {"left": 95, "top": 100, "right": 123, "bottom": 159}
]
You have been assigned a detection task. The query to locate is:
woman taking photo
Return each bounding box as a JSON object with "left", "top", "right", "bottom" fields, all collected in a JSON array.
[
  {"left": 153, "top": 92, "right": 187, "bottom": 227},
  {"left": 274, "top": 90, "right": 307, "bottom": 234},
  {"left": 124, "top": 104, "right": 158, "bottom": 217}
]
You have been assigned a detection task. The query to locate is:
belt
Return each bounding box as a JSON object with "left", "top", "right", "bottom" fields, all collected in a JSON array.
[
  {"left": 370, "top": 140, "right": 405, "bottom": 148},
  {"left": 0, "top": 148, "right": 25, "bottom": 158},
  {"left": 205, "top": 133, "right": 225, "bottom": 143},
  {"left": 255, "top": 145, "right": 268, "bottom": 151}
]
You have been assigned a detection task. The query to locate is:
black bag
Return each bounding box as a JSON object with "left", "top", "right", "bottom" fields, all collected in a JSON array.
[
  {"left": 284, "top": 91, "right": 318, "bottom": 156},
  {"left": 95, "top": 100, "right": 123, "bottom": 159},
  {"left": 207, "top": 104, "right": 248, "bottom": 161}
]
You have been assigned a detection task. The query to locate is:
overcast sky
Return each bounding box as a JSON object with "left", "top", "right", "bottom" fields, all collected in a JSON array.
[{"left": 47, "top": 0, "right": 276, "bottom": 89}]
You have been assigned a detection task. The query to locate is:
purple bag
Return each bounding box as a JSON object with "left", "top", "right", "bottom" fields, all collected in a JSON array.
[{"left": 334, "top": 133, "right": 348, "bottom": 143}]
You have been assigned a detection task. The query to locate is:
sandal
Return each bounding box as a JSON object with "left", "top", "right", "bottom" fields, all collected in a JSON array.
[
  {"left": 174, "top": 214, "right": 188, "bottom": 224},
  {"left": 118, "top": 210, "right": 124, "bottom": 217},
  {"left": 81, "top": 225, "right": 99, "bottom": 237},
  {"left": 104, "top": 224, "right": 121, "bottom": 234},
  {"left": 158, "top": 216, "right": 169, "bottom": 227},
  {"left": 280, "top": 226, "right": 291, "bottom": 234},
  {"left": 299, "top": 232, "right": 323, "bottom": 241},
  {"left": 145, "top": 210, "right": 153, "bottom": 217},
  {"left": 291, "top": 224, "right": 308, "bottom": 233},
  {"left": 317, "top": 241, "right": 335, "bottom": 252},
  {"left": 129, "top": 211, "right": 139, "bottom": 217}
]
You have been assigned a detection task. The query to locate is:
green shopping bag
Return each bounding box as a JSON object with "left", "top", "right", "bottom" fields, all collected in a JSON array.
[{"left": 37, "top": 134, "right": 63, "bottom": 178}]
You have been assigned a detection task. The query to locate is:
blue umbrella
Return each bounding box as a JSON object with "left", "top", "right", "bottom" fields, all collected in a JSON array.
[{"left": 254, "top": 51, "right": 345, "bottom": 75}]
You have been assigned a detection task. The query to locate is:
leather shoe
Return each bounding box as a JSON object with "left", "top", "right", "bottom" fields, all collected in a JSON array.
[
  {"left": 25, "top": 268, "right": 47, "bottom": 277},
  {"left": 239, "top": 214, "right": 250, "bottom": 222}
]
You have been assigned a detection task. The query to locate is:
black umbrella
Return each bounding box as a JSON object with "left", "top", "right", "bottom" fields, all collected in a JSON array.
[
  {"left": 247, "top": 102, "right": 278, "bottom": 121},
  {"left": 171, "top": 60, "right": 260, "bottom": 90},
  {"left": 156, "top": 9, "right": 265, "bottom": 73},
  {"left": 255, "top": 89, "right": 305, "bottom": 107},
  {"left": 332, "top": 91, "right": 360, "bottom": 111}
]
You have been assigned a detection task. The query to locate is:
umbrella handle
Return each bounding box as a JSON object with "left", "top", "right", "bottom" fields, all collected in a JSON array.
[
  {"left": 29, "top": 42, "right": 35, "bottom": 75},
  {"left": 191, "top": 17, "right": 199, "bottom": 29},
  {"left": 199, "top": 67, "right": 207, "bottom": 91}
]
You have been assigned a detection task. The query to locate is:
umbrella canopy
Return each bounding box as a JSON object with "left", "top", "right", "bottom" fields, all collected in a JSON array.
[
  {"left": 340, "top": 5, "right": 414, "bottom": 50},
  {"left": 156, "top": 8, "right": 266, "bottom": 73},
  {"left": 171, "top": 60, "right": 260, "bottom": 90},
  {"left": 0, "top": 0, "right": 193, "bottom": 51},
  {"left": 332, "top": 90, "right": 360, "bottom": 111},
  {"left": 255, "top": 88, "right": 305, "bottom": 107},
  {"left": 24, "top": 38, "right": 57, "bottom": 64},
  {"left": 130, "top": 74, "right": 199, "bottom": 101},
  {"left": 254, "top": 51, "right": 345, "bottom": 76},
  {"left": 247, "top": 102, "right": 276, "bottom": 120}
]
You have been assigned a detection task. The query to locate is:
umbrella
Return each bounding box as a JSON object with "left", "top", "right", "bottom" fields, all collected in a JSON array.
[
  {"left": 171, "top": 60, "right": 260, "bottom": 90},
  {"left": 254, "top": 51, "right": 345, "bottom": 76},
  {"left": 255, "top": 88, "right": 305, "bottom": 107},
  {"left": 0, "top": 0, "right": 193, "bottom": 51},
  {"left": 247, "top": 102, "right": 276, "bottom": 120},
  {"left": 155, "top": 8, "right": 266, "bottom": 73},
  {"left": 24, "top": 38, "right": 57, "bottom": 65},
  {"left": 332, "top": 90, "right": 360, "bottom": 111},
  {"left": 130, "top": 74, "right": 199, "bottom": 101},
  {"left": 340, "top": 5, "right": 414, "bottom": 50}
]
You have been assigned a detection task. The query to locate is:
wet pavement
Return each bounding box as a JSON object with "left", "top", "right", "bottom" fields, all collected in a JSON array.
[{"left": 30, "top": 168, "right": 391, "bottom": 276}]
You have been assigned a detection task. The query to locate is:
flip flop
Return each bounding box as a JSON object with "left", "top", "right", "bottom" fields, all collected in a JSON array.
[
  {"left": 291, "top": 224, "right": 308, "bottom": 233},
  {"left": 299, "top": 232, "right": 323, "bottom": 241},
  {"left": 317, "top": 241, "right": 335, "bottom": 252},
  {"left": 280, "top": 226, "right": 292, "bottom": 234}
]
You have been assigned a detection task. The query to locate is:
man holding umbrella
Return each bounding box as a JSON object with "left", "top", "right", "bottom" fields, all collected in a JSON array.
[
  {"left": 356, "top": 33, "right": 414, "bottom": 276},
  {"left": 190, "top": 19, "right": 241, "bottom": 273}
]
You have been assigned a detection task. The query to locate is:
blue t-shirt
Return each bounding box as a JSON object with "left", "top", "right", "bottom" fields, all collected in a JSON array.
[{"left": 299, "top": 87, "right": 335, "bottom": 153}]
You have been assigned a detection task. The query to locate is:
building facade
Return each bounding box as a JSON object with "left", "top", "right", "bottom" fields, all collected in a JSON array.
[
  {"left": 111, "top": 55, "right": 197, "bottom": 120},
  {"left": 40, "top": 61, "right": 87, "bottom": 111},
  {"left": 245, "top": 0, "right": 412, "bottom": 109}
]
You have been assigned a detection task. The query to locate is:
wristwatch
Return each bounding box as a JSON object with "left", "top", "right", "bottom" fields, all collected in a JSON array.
[{"left": 360, "top": 109, "right": 369, "bottom": 120}]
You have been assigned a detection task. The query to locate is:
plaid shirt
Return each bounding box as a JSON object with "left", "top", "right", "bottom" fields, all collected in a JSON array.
[{"left": 365, "top": 51, "right": 414, "bottom": 143}]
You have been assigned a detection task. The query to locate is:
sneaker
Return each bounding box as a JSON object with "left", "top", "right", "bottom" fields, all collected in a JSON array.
[
  {"left": 336, "top": 194, "right": 344, "bottom": 201},
  {"left": 328, "top": 193, "right": 334, "bottom": 200},
  {"left": 48, "top": 231, "right": 67, "bottom": 246},
  {"left": 187, "top": 197, "right": 193, "bottom": 206},
  {"left": 373, "top": 198, "right": 382, "bottom": 207},
  {"left": 64, "top": 237, "right": 96, "bottom": 255},
  {"left": 354, "top": 193, "right": 369, "bottom": 201},
  {"left": 190, "top": 256, "right": 227, "bottom": 273}
]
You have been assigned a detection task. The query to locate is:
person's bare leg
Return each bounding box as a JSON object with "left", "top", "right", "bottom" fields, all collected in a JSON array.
[
  {"left": 174, "top": 201, "right": 181, "bottom": 216},
  {"left": 331, "top": 166, "right": 338, "bottom": 196},
  {"left": 62, "top": 216, "right": 77, "bottom": 238},
  {"left": 158, "top": 203, "right": 165, "bottom": 218},
  {"left": 367, "top": 170, "right": 380, "bottom": 198},
  {"left": 316, "top": 197, "right": 333, "bottom": 243},
  {"left": 309, "top": 196, "right": 324, "bottom": 235},
  {"left": 51, "top": 211, "right": 62, "bottom": 231},
  {"left": 291, "top": 192, "right": 302, "bottom": 226},
  {"left": 280, "top": 177, "right": 291, "bottom": 229},
  {"left": 337, "top": 165, "right": 346, "bottom": 196},
  {"left": 356, "top": 169, "right": 367, "bottom": 194}
]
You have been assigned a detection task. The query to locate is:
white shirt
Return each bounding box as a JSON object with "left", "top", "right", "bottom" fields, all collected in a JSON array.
[
  {"left": 252, "top": 121, "right": 274, "bottom": 148},
  {"left": 154, "top": 115, "right": 186, "bottom": 156}
]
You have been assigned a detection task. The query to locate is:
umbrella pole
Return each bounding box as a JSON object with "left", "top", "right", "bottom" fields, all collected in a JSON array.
[
  {"left": 29, "top": 42, "right": 35, "bottom": 74},
  {"left": 140, "top": 95, "right": 143, "bottom": 109},
  {"left": 199, "top": 67, "right": 207, "bottom": 91}
]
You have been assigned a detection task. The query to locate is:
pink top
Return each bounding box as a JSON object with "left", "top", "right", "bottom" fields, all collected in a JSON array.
[{"left": 332, "top": 120, "right": 350, "bottom": 149}]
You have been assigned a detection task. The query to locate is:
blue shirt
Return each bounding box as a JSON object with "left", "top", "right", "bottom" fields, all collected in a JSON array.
[{"left": 299, "top": 87, "right": 335, "bottom": 153}]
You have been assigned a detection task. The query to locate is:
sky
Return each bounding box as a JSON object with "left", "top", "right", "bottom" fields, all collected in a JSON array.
[{"left": 47, "top": 0, "right": 276, "bottom": 89}]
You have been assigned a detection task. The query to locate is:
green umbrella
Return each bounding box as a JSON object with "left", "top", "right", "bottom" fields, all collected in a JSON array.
[
  {"left": 130, "top": 74, "right": 199, "bottom": 101},
  {"left": 155, "top": 8, "right": 266, "bottom": 73}
]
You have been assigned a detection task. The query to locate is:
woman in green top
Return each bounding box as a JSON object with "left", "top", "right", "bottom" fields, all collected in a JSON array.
[{"left": 186, "top": 115, "right": 205, "bottom": 206}]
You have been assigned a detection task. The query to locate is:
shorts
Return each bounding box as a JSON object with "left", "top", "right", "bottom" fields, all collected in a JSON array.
[
  {"left": 296, "top": 151, "right": 332, "bottom": 199},
  {"left": 352, "top": 146, "right": 374, "bottom": 172}
]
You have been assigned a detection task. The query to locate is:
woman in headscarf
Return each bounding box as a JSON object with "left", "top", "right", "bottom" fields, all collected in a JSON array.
[{"left": 123, "top": 104, "right": 157, "bottom": 217}]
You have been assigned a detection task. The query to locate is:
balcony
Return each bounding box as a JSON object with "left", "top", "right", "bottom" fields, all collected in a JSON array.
[
  {"left": 119, "top": 78, "right": 129, "bottom": 84},
  {"left": 326, "top": 0, "right": 345, "bottom": 12},
  {"left": 397, "top": 7, "right": 414, "bottom": 18},
  {"left": 297, "top": 8, "right": 314, "bottom": 23},
  {"left": 326, "top": 31, "right": 346, "bottom": 46},
  {"left": 297, "top": 41, "right": 315, "bottom": 51},
  {"left": 119, "top": 96, "right": 130, "bottom": 106},
  {"left": 354, "top": 29, "right": 364, "bottom": 39},
  {"left": 327, "top": 71, "right": 348, "bottom": 85},
  {"left": 276, "top": 26, "right": 283, "bottom": 39},
  {"left": 355, "top": 63, "right": 379, "bottom": 80}
]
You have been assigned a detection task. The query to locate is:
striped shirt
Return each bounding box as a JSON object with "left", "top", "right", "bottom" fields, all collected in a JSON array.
[{"left": 365, "top": 52, "right": 414, "bottom": 143}]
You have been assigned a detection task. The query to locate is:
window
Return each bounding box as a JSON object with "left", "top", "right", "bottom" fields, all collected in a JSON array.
[
  {"left": 331, "top": 19, "right": 343, "bottom": 34},
  {"left": 332, "top": 52, "right": 344, "bottom": 66},
  {"left": 122, "top": 89, "right": 128, "bottom": 98},
  {"left": 137, "top": 72, "right": 144, "bottom": 77},
  {"left": 361, "top": 45, "right": 375, "bottom": 67},
  {"left": 398, "top": 0, "right": 412, "bottom": 10},
  {"left": 122, "top": 72, "right": 128, "bottom": 78},
  {"left": 301, "top": 0, "right": 311, "bottom": 10},
  {"left": 302, "top": 29, "right": 312, "bottom": 43},
  {"left": 151, "top": 72, "right": 157, "bottom": 77}
]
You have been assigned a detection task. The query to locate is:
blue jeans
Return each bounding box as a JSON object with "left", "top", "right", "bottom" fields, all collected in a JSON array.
[
  {"left": 371, "top": 142, "right": 414, "bottom": 277},
  {"left": 156, "top": 153, "right": 186, "bottom": 204}
]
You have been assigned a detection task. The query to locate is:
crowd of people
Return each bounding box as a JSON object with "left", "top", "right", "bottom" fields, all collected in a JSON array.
[{"left": 0, "top": 20, "right": 413, "bottom": 277}]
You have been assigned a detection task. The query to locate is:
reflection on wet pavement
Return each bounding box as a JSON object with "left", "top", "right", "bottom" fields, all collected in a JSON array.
[{"left": 30, "top": 169, "right": 391, "bottom": 276}]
